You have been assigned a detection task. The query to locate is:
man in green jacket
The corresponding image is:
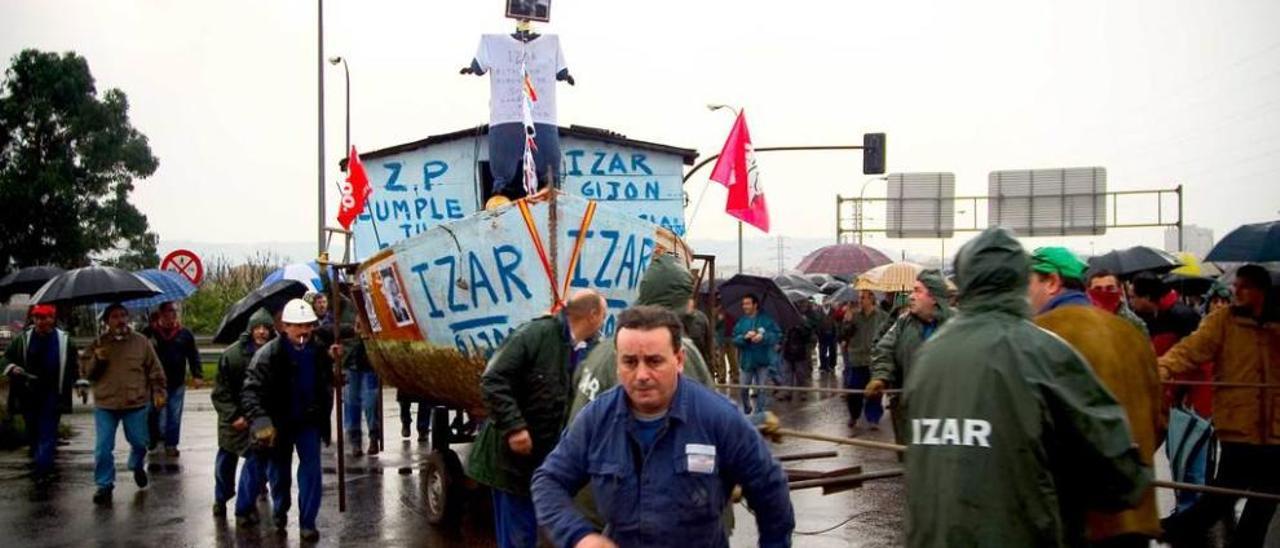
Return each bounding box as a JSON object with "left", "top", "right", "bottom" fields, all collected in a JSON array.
[
  {"left": 569, "top": 255, "right": 713, "bottom": 419},
  {"left": 902, "top": 227, "right": 1150, "bottom": 548},
  {"left": 866, "top": 269, "right": 950, "bottom": 445},
  {"left": 468, "top": 290, "right": 607, "bottom": 548},
  {"left": 211, "top": 309, "right": 274, "bottom": 518},
  {"left": 4, "top": 304, "right": 78, "bottom": 485}
]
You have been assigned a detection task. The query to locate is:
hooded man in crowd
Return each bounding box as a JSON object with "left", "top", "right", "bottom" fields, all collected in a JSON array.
[
  {"left": 210, "top": 308, "right": 274, "bottom": 518},
  {"left": 866, "top": 269, "right": 951, "bottom": 446},
  {"left": 902, "top": 228, "right": 1151, "bottom": 548}
]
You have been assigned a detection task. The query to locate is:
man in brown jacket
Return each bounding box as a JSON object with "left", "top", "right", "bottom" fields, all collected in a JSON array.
[
  {"left": 1030, "top": 247, "right": 1164, "bottom": 547},
  {"left": 79, "top": 303, "right": 167, "bottom": 506},
  {"left": 1157, "top": 264, "right": 1280, "bottom": 547}
]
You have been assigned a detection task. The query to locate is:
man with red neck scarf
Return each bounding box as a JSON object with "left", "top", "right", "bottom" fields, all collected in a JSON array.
[
  {"left": 145, "top": 301, "right": 204, "bottom": 457},
  {"left": 1086, "top": 269, "right": 1149, "bottom": 338}
]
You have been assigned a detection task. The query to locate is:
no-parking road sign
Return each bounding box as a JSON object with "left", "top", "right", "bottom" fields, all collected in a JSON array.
[{"left": 161, "top": 249, "right": 204, "bottom": 286}]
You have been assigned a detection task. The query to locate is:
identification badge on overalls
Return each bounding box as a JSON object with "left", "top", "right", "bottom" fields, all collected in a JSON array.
[{"left": 686, "top": 443, "right": 716, "bottom": 474}]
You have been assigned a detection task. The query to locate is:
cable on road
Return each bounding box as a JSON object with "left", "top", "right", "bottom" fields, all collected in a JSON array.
[{"left": 794, "top": 510, "right": 874, "bottom": 536}]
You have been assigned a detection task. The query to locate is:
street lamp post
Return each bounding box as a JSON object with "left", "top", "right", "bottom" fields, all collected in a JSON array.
[
  {"left": 329, "top": 56, "right": 350, "bottom": 167},
  {"left": 857, "top": 176, "right": 886, "bottom": 245},
  {"left": 707, "top": 104, "right": 744, "bottom": 273},
  {"left": 317, "top": 0, "right": 326, "bottom": 256}
]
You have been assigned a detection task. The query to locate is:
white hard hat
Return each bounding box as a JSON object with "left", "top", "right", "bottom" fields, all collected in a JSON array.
[{"left": 280, "top": 298, "right": 318, "bottom": 324}]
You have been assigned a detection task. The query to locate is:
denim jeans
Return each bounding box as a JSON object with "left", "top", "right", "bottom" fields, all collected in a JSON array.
[
  {"left": 488, "top": 122, "right": 561, "bottom": 198},
  {"left": 492, "top": 489, "right": 539, "bottom": 548},
  {"left": 24, "top": 390, "right": 62, "bottom": 475},
  {"left": 343, "top": 369, "right": 381, "bottom": 447},
  {"left": 400, "top": 400, "right": 431, "bottom": 435},
  {"left": 842, "top": 365, "right": 883, "bottom": 425},
  {"left": 93, "top": 407, "right": 149, "bottom": 489},
  {"left": 234, "top": 450, "right": 271, "bottom": 516},
  {"left": 157, "top": 385, "right": 185, "bottom": 449},
  {"left": 739, "top": 366, "right": 773, "bottom": 415},
  {"left": 214, "top": 448, "right": 267, "bottom": 505},
  {"left": 264, "top": 428, "right": 323, "bottom": 529}
]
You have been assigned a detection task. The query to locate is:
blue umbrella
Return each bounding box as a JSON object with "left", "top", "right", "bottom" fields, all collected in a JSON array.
[
  {"left": 1205, "top": 220, "right": 1280, "bottom": 263},
  {"left": 119, "top": 269, "right": 198, "bottom": 310},
  {"left": 261, "top": 262, "right": 324, "bottom": 291}
]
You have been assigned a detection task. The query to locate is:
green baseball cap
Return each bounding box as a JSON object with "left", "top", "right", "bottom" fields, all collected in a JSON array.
[{"left": 1031, "top": 246, "right": 1087, "bottom": 280}]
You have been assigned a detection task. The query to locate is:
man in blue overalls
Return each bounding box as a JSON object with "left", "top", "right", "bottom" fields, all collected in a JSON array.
[{"left": 533, "top": 305, "right": 794, "bottom": 546}]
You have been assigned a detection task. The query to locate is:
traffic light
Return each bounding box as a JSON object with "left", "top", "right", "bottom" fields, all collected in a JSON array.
[{"left": 863, "top": 132, "right": 886, "bottom": 175}]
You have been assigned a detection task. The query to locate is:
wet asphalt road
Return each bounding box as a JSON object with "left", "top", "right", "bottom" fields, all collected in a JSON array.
[
  {"left": 5, "top": 371, "right": 1252, "bottom": 547},
  {"left": 0, "top": 372, "right": 907, "bottom": 547}
]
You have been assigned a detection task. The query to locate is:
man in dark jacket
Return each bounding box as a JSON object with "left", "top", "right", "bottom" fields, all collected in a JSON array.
[
  {"left": 146, "top": 301, "right": 204, "bottom": 457},
  {"left": 841, "top": 290, "right": 888, "bottom": 429},
  {"left": 680, "top": 297, "right": 713, "bottom": 365},
  {"left": 1130, "top": 273, "right": 1200, "bottom": 356},
  {"left": 237, "top": 299, "right": 336, "bottom": 542},
  {"left": 211, "top": 309, "right": 273, "bottom": 518},
  {"left": 866, "top": 269, "right": 950, "bottom": 445},
  {"left": 817, "top": 302, "right": 838, "bottom": 372},
  {"left": 3, "top": 304, "right": 78, "bottom": 484},
  {"left": 467, "top": 290, "right": 607, "bottom": 548},
  {"left": 903, "top": 228, "right": 1151, "bottom": 548}
]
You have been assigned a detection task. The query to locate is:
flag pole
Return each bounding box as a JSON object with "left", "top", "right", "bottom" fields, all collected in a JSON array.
[{"left": 738, "top": 222, "right": 743, "bottom": 274}]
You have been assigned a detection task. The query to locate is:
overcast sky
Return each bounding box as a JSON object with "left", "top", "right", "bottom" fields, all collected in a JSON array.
[{"left": 3, "top": 0, "right": 1278, "bottom": 264}]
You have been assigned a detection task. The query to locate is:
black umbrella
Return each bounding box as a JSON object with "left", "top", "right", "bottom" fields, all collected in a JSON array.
[
  {"left": 806, "top": 273, "right": 834, "bottom": 287},
  {"left": 213, "top": 280, "right": 310, "bottom": 344},
  {"left": 773, "top": 273, "right": 822, "bottom": 294},
  {"left": 719, "top": 274, "right": 803, "bottom": 331},
  {"left": 823, "top": 285, "right": 859, "bottom": 306},
  {"left": 30, "top": 266, "right": 160, "bottom": 306},
  {"left": 1087, "top": 246, "right": 1182, "bottom": 277},
  {"left": 819, "top": 281, "right": 846, "bottom": 295},
  {"left": 1163, "top": 273, "right": 1215, "bottom": 298},
  {"left": 0, "top": 265, "right": 65, "bottom": 301},
  {"left": 1205, "top": 220, "right": 1280, "bottom": 263}
]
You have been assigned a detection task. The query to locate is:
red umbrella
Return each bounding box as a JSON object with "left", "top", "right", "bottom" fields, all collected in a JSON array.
[{"left": 795, "top": 244, "right": 891, "bottom": 276}]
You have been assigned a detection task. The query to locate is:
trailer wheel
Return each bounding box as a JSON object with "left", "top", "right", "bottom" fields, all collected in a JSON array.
[{"left": 423, "top": 449, "right": 464, "bottom": 525}]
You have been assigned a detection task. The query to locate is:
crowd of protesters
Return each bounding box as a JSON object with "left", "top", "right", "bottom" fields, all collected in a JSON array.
[{"left": 1, "top": 234, "right": 1276, "bottom": 547}]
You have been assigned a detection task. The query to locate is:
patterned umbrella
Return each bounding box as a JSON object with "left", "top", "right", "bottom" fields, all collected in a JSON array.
[
  {"left": 119, "top": 269, "right": 198, "bottom": 310},
  {"left": 795, "top": 244, "right": 892, "bottom": 276},
  {"left": 261, "top": 262, "right": 324, "bottom": 291},
  {"left": 855, "top": 262, "right": 923, "bottom": 293}
]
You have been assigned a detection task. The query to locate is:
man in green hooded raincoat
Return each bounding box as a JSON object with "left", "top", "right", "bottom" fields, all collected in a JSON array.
[
  {"left": 568, "top": 253, "right": 713, "bottom": 420},
  {"left": 902, "top": 227, "right": 1151, "bottom": 548},
  {"left": 866, "top": 268, "right": 951, "bottom": 445}
]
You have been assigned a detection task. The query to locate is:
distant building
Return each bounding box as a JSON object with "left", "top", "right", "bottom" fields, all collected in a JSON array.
[{"left": 1165, "top": 225, "right": 1214, "bottom": 257}]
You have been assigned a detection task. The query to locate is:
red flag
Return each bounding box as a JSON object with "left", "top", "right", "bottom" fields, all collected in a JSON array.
[
  {"left": 710, "top": 111, "right": 770, "bottom": 232},
  {"left": 338, "top": 146, "right": 372, "bottom": 230}
]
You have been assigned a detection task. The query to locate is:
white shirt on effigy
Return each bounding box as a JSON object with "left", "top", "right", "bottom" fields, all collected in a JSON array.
[{"left": 474, "top": 34, "right": 567, "bottom": 126}]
